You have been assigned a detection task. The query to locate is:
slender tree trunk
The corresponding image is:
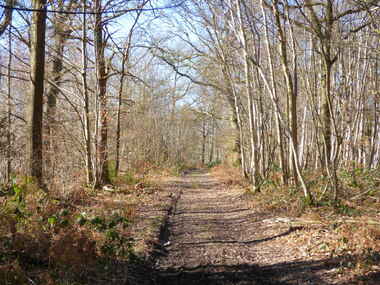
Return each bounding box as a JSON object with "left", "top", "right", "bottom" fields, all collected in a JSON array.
[
  {"left": 6, "top": 26, "right": 12, "bottom": 183},
  {"left": 322, "top": 60, "right": 333, "bottom": 167},
  {"left": 288, "top": 6, "right": 299, "bottom": 183},
  {"left": 223, "top": 69, "right": 242, "bottom": 169},
  {"left": 260, "top": 0, "right": 311, "bottom": 200},
  {"left": 94, "top": 0, "right": 110, "bottom": 186},
  {"left": 233, "top": 89, "right": 247, "bottom": 177},
  {"left": 201, "top": 120, "right": 207, "bottom": 165},
  {"left": 299, "top": 106, "right": 307, "bottom": 169},
  {"left": 115, "top": 10, "right": 141, "bottom": 175},
  {"left": 273, "top": 1, "right": 297, "bottom": 184},
  {"left": 209, "top": 137, "right": 214, "bottom": 164},
  {"left": 222, "top": 65, "right": 247, "bottom": 177},
  {"left": 368, "top": 60, "right": 379, "bottom": 168},
  {"left": 26, "top": 0, "right": 47, "bottom": 187},
  {"left": 236, "top": 0, "right": 260, "bottom": 191},
  {"left": 260, "top": 4, "right": 288, "bottom": 185},
  {"left": 209, "top": 119, "right": 215, "bottom": 163},
  {"left": 82, "top": 0, "right": 93, "bottom": 184},
  {"left": 115, "top": 62, "right": 126, "bottom": 176}
]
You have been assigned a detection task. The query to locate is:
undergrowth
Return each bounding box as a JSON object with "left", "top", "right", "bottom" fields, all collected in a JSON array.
[
  {"left": 0, "top": 168, "right": 155, "bottom": 285},
  {"left": 211, "top": 165, "right": 380, "bottom": 280}
]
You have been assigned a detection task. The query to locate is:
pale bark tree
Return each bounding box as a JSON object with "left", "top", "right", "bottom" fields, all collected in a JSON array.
[
  {"left": 271, "top": 1, "right": 299, "bottom": 184},
  {"left": 232, "top": 0, "right": 261, "bottom": 190},
  {"left": 257, "top": 0, "right": 313, "bottom": 200},
  {"left": 294, "top": 0, "right": 379, "bottom": 200}
]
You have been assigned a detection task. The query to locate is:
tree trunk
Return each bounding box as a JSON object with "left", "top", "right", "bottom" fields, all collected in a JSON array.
[
  {"left": 222, "top": 65, "right": 246, "bottom": 177},
  {"left": 46, "top": 8, "right": 67, "bottom": 180},
  {"left": 94, "top": 0, "right": 110, "bottom": 186},
  {"left": 273, "top": 1, "right": 298, "bottom": 184},
  {"left": 115, "top": 62, "right": 126, "bottom": 176},
  {"left": 82, "top": 0, "right": 93, "bottom": 185},
  {"left": 201, "top": 120, "right": 206, "bottom": 165},
  {"left": 115, "top": 10, "right": 141, "bottom": 175},
  {"left": 6, "top": 25, "right": 12, "bottom": 183},
  {"left": 260, "top": 0, "right": 311, "bottom": 200},
  {"left": 0, "top": 0, "right": 13, "bottom": 37},
  {"left": 209, "top": 119, "right": 215, "bottom": 163},
  {"left": 26, "top": 0, "right": 47, "bottom": 187},
  {"left": 322, "top": 60, "right": 333, "bottom": 168},
  {"left": 236, "top": 0, "right": 261, "bottom": 191},
  {"left": 223, "top": 69, "right": 242, "bottom": 168}
]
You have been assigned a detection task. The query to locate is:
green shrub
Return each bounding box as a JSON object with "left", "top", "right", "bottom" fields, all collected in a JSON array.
[
  {"left": 207, "top": 160, "right": 221, "bottom": 168},
  {"left": 76, "top": 213, "right": 133, "bottom": 258},
  {"left": 122, "top": 172, "right": 139, "bottom": 185}
]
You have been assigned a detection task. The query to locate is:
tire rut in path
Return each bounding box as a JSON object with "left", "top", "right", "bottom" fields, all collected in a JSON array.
[{"left": 153, "top": 170, "right": 289, "bottom": 285}]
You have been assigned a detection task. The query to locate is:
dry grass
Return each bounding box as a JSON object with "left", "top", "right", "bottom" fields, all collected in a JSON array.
[
  {"left": 0, "top": 168, "right": 168, "bottom": 284},
  {"left": 211, "top": 165, "right": 250, "bottom": 188},
  {"left": 210, "top": 165, "right": 380, "bottom": 282}
]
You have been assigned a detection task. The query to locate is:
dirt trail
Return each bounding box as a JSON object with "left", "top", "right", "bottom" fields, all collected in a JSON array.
[{"left": 152, "top": 170, "right": 337, "bottom": 285}]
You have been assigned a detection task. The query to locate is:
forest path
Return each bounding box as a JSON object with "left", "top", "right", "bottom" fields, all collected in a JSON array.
[{"left": 152, "top": 170, "right": 334, "bottom": 285}]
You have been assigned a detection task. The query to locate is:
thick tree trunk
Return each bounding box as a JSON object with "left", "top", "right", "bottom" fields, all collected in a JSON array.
[
  {"left": 46, "top": 14, "right": 66, "bottom": 180},
  {"left": 26, "top": 0, "right": 47, "bottom": 187}
]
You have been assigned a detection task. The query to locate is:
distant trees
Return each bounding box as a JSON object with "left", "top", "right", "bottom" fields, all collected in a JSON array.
[
  {"left": 161, "top": 0, "right": 380, "bottom": 201},
  {"left": 0, "top": 0, "right": 207, "bottom": 189}
]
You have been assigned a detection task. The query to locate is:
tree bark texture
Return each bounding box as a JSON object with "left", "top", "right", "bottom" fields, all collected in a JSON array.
[{"left": 26, "top": 0, "right": 47, "bottom": 186}]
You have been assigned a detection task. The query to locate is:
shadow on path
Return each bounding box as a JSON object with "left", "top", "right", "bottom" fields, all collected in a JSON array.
[
  {"left": 154, "top": 250, "right": 380, "bottom": 285},
  {"left": 149, "top": 170, "right": 380, "bottom": 285}
]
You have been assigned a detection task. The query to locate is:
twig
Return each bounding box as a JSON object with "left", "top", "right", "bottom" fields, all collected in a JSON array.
[
  {"left": 350, "top": 188, "right": 378, "bottom": 200},
  {"left": 26, "top": 277, "right": 36, "bottom": 285}
]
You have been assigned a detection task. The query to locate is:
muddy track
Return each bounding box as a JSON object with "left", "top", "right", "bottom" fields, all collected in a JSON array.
[
  {"left": 148, "top": 170, "right": 364, "bottom": 285},
  {"left": 131, "top": 170, "right": 380, "bottom": 285},
  {"left": 152, "top": 170, "right": 297, "bottom": 285}
]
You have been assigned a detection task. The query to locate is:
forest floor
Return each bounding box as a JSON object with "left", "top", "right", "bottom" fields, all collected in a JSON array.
[
  {"left": 130, "top": 169, "right": 380, "bottom": 285},
  {"left": 1, "top": 167, "right": 379, "bottom": 284}
]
